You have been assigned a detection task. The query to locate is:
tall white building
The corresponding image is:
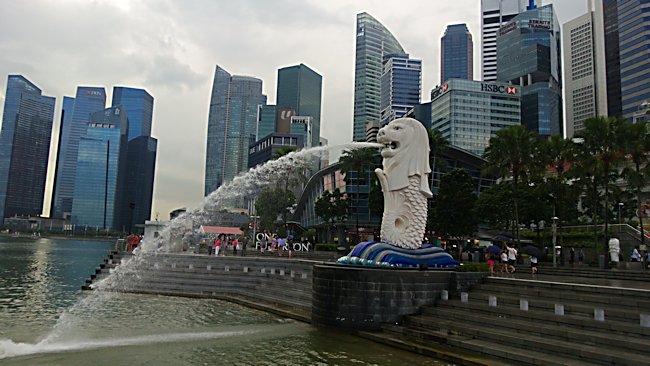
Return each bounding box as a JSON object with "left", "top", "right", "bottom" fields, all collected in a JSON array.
[
  {"left": 563, "top": 0, "right": 608, "bottom": 138},
  {"left": 480, "top": 0, "right": 542, "bottom": 82}
]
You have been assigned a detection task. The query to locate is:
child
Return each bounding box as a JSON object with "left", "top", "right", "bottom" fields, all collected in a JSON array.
[{"left": 487, "top": 255, "right": 495, "bottom": 275}]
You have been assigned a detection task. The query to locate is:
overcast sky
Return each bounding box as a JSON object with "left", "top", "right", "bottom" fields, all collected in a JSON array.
[{"left": 0, "top": 0, "right": 585, "bottom": 219}]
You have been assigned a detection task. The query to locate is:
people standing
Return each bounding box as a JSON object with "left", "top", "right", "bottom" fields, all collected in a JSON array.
[
  {"left": 487, "top": 255, "right": 495, "bottom": 275},
  {"left": 500, "top": 250, "right": 509, "bottom": 273},
  {"left": 569, "top": 248, "right": 575, "bottom": 267},
  {"left": 277, "top": 237, "right": 285, "bottom": 257},
  {"left": 578, "top": 248, "right": 585, "bottom": 265},
  {"left": 214, "top": 238, "right": 222, "bottom": 257},
  {"left": 507, "top": 245, "right": 518, "bottom": 273},
  {"left": 233, "top": 237, "right": 239, "bottom": 256},
  {"left": 631, "top": 246, "right": 642, "bottom": 262}
]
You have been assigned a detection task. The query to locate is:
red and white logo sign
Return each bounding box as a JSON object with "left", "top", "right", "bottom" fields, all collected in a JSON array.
[
  {"left": 506, "top": 86, "right": 518, "bottom": 95},
  {"left": 441, "top": 83, "right": 449, "bottom": 93}
]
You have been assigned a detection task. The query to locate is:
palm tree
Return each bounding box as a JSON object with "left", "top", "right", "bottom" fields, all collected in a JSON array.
[
  {"left": 620, "top": 121, "right": 650, "bottom": 247},
  {"left": 538, "top": 135, "right": 573, "bottom": 219},
  {"left": 339, "top": 147, "right": 381, "bottom": 241},
  {"left": 483, "top": 125, "right": 538, "bottom": 246},
  {"left": 573, "top": 116, "right": 626, "bottom": 254}
]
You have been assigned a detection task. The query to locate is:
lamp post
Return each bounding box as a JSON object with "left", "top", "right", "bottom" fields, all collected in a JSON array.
[
  {"left": 552, "top": 216, "right": 559, "bottom": 268},
  {"left": 251, "top": 215, "right": 259, "bottom": 250},
  {"left": 618, "top": 202, "right": 624, "bottom": 232}
]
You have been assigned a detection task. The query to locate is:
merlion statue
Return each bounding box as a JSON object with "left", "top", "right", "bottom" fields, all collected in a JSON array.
[
  {"left": 337, "top": 118, "right": 457, "bottom": 268},
  {"left": 375, "top": 118, "right": 432, "bottom": 249}
]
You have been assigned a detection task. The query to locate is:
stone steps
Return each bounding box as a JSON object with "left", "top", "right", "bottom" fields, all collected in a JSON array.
[{"left": 518, "top": 265, "right": 650, "bottom": 281}]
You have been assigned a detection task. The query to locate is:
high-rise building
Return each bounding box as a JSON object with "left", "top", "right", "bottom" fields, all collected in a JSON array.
[
  {"left": 441, "top": 24, "right": 474, "bottom": 82},
  {"left": 602, "top": 0, "right": 622, "bottom": 117},
  {"left": 276, "top": 64, "right": 322, "bottom": 148},
  {"left": 112, "top": 87, "right": 153, "bottom": 141},
  {"left": 112, "top": 86, "right": 157, "bottom": 233},
  {"left": 481, "top": 0, "right": 543, "bottom": 82},
  {"left": 124, "top": 136, "right": 157, "bottom": 233},
  {"left": 614, "top": 0, "right": 650, "bottom": 120},
  {"left": 353, "top": 12, "right": 406, "bottom": 141},
  {"left": 563, "top": 0, "right": 608, "bottom": 138},
  {"left": 380, "top": 54, "right": 422, "bottom": 126},
  {"left": 0, "top": 75, "right": 55, "bottom": 223},
  {"left": 497, "top": 4, "right": 563, "bottom": 137},
  {"left": 205, "top": 65, "right": 263, "bottom": 196},
  {"left": 257, "top": 101, "right": 276, "bottom": 141},
  {"left": 51, "top": 87, "right": 106, "bottom": 219},
  {"left": 430, "top": 79, "right": 521, "bottom": 155},
  {"left": 71, "top": 106, "right": 128, "bottom": 230}
]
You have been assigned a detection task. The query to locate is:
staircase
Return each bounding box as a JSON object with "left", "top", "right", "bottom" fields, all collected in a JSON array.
[{"left": 381, "top": 277, "right": 650, "bottom": 365}]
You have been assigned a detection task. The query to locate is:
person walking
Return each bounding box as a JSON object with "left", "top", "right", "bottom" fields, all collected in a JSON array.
[
  {"left": 530, "top": 255, "right": 538, "bottom": 274},
  {"left": 233, "top": 238, "right": 239, "bottom": 256},
  {"left": 214, "top": 238, "right": 222, "bottom": 257},
  {"left": 631, "top": 246, "right": 642, "bottom": 262},
  {"left": 500, "top": 250, "right": 509, "bottom": 274},
  {"left": 578, "top": 248, "right": 585, "bottom": 265},
  {"left": 277, "top": 237, "right": 285, "bottom": 257}
]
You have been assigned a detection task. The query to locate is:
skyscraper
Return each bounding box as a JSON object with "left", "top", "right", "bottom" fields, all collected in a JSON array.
[
  {"left": 441, "top": 24, "right": 474, "bottom": 82},
  {"left": 614, "top": 0, "right": 650, "bottom": 120},
  {"left": 481, "top": 0, "right": 543, "bottom": 82},
  {"left": 0, "top": 75, "right": 55, "bottom": 223},
  {"left": 71, "top": 106, "right": 128, "bottom": 230},
  {"left": 563, "top": 0, "right": 608, "bottom": 137},
  {"left": 353, "top": 12, "right": 406, "bottom": 141},
  {"left": 205, "top": 65, "right": 263, "bottom": 196},
  {"left": 276, "top": 63, "right": 322, "bottom": 148},
  {"left": 497, "top": 4, "right": 563, "bottom": 137},
  {"left": 112, "top": 86, "right": 157, "bottom": 233},
  {"left": 603, "top": 0, "right": 623, "bottom": 117},
  {"left": 380, "top": 54, "right": 422, "bottom": 126},
  {"left": 51, "top": 87, "right": 106, "bottom": 219},
  {"left": 112, "top": 87, "right": 154, "bottom": 141}
]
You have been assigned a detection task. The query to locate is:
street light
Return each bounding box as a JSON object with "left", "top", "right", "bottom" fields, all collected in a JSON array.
[
  {"left": 552, "top": 216, "right": 559, "bottom": 268},
  {"left": 250, "top": 215, "right": 260, "bottom": 250},
  {"left": 618, "top": 202, "right": 624, "bottom": 232}
]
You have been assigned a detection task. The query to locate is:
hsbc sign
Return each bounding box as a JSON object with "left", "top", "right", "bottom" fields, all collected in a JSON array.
[{"left": 481, "top": 84, "right": 519, "bottom": 95}]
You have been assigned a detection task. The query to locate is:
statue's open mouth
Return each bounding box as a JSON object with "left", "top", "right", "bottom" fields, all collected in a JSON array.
[{"left": 384, "top": 141, "right": 398, "bottom": 150}]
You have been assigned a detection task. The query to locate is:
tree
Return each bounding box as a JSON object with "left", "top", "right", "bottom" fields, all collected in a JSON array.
[
  {"left": 255, "top": 187, "right": 295, "bottom": 233},
  {"left": 483, "top": 125, "right": 538, "bottom": 246},
  {"left": 339, "top": 147, "right": 381, "bottom": 240},
  {"left": 476, "top": 182, "right": 514, "bottom": 230},
  {"left": 315, "top": 188, "right": 348, "bottom": 242},
  {"left": 272, "top": 146, "right": 297, "bottom": 160},
  {"left": 573, "top": 116, "right": 626, "bottom": 253},
  {"left": 428, "top": 128, "right": 449, "bottom": 189},
  {"left": 620, "top": 121, "right": 650, "bottom": 247},
  {"left": 436, "top": 169, "right": 478, "bottom": 244}
]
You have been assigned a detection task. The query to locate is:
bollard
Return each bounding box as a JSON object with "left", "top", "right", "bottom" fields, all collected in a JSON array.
[
  {"left": 243, "top": 266, "right": 248, "bottom": 273},
  {"left": 206, "top": 265, "right": 211, "bottom": 271},
  {"left": 290, "top": 270, "right": 295, "bottom": 278},
  {"left": 489, "top": 295, "right": 497, "bottom": 307},
  {"left": 154, "top": 263, "right": 160, "bottom": 270},
  {"left": 520, "top": 299, "right": 529, "bottom": 311},
  {"left": 280, "top": 270, "right": 285, "bottom": 276},
  {"left": 261, "top": 268, "right": 265, "bottom": 274},
  {"left": 461, "top": 292, "right": 469, "bottom": 303},
  {"left": 301, "top": 272, "right": 308, "bottom": 279},
  {"left": 189, "top": 264, "right": 193, "bottom": 269},
  {"left": 224, "top": 266, "right": 230, "bottom": 272},
  {"left": 594, "top": 308, "right": 605, "bottom": 322},
  {"left": 108, "top": 259, "right": 112, "bottom": 265},
  {"left": 171, "top": 263, "right": 176, "bottom": 269},
  {"left": 441, "top": 290, "right": 449, "bottom": 301},
  {"left": 270, "top": 268, "right": 275, "bottom": 275},
  {"left": 555, "top": 304, "right": 564, "bottom": 316},
  {"left": 640, "top": 314, "right": 650, "bottom": 328}
]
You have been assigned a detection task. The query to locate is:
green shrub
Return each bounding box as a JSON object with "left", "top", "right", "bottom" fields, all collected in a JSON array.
[
  {"left": 455, "top": 262, "right": 489, "bottom": 272},
  {"left": 314, "top": 244, "right": 339, "bottom": 252}
]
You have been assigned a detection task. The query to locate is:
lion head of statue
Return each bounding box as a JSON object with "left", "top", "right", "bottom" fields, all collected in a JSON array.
[{"left": 376, "top": 117, "right": 432, "bottom": 197}]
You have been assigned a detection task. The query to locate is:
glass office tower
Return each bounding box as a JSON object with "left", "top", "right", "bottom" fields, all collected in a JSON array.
[
  {"left": 205, "top": 65, "right": 263, "bottom": 196},
  {"left": 71, "top": 106, "right": 128, "bottom": 230},
  {"left": 112, "top": 86, "right": 157, "bottom": 233},
  {"left": 51, "top": 87, "right": 106, "bottom": 219},
  {"left": 276, "top": 64, "right": 322, "bottom": 148},
  {"left": 112, "top": 87, "right": 153, "bottom": 141},
  {"left": 380, "top": 54, "right": 422, "bottom": 126},
  {"left": 0, "top": 75, "right": 55, "bottom": 223},
  {"left": 441, "top": 24, "right": 474, "bottom": 82},
  {"left": 353, "top": 12, "right": 406, "bottom": 141},
  {"left": 497, "top": 4, "right": 563, "bottom": 137}
]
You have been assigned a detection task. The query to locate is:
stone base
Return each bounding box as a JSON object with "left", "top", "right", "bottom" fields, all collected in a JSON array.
[{"left": 312, "top": 264, "right": 453, "bottom": 331}]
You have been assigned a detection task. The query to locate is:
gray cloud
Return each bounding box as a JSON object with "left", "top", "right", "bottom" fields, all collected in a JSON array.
[{"left": 0, "top": 0, "right": 584, "bottom": 218}]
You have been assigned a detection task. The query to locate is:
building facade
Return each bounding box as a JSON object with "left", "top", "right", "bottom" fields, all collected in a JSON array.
[
  {"left": 0, "top": 75, "right": 55, "bottom": 223},
  {"left": 481, "top": 0, "right": 543, "bottom": 82},
  {"left": 257, "top": 102, "right": 276, "bottom": 141},
  {"left": 112, "top": 86, "right": 157, "bottom": 233},
  {"left": 71, "top": 106, "right": 128, "bottom": 230},
  {"left": 205, "top": 65, "right": 263, "bottom": 196},
  {"left": 247, "top": 132, "right": 304, "bottom": 169},
  {"left": 496, "top": 4, "right": 563, "bottom": 137},
  {"left": 603, "top": 0, "right": 623, "bottom": 117},
  {"left": 353, "top": 12, "right": 406, "bottom": 141},
  {"left": 380, "top": 54, "right": 422, "bottom": 126},
  {"left": 441, "top": 24, "right": 474, "bottom": 82},
  {"left": 563, "top": 0, "right": 608, "bottom": 138},
  {"left": 51, "top": 87, "right": 106, "bottom": 219},
  {"left": 111, "top": 87, "right": 154, "bottom": 141},
  {"left": 430, "top": 79, "right": 521, "bottom": 155},
  {"left": 276, "top": 64, "right": 322, "bottom": 148},
  {"left": 616, "top": 0, "right": 650, "bottom": 120}
]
